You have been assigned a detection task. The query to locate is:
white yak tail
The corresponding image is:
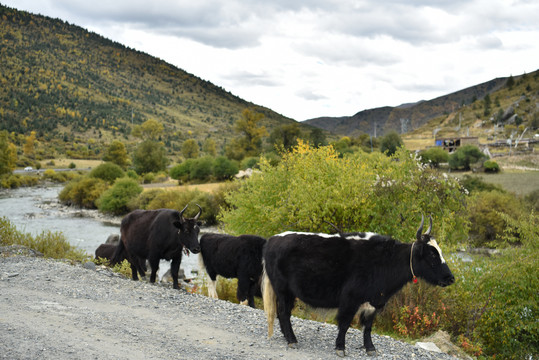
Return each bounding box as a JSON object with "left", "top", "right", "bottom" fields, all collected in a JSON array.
[{"left": 262, "top": 262, "right": 277, "bottom": 338}]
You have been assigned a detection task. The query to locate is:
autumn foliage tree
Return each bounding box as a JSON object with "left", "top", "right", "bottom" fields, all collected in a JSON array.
[
  {"left": 102, "top": 140, "right": 130, "bottom": 169},
  {"left": 226, "top": 109, "right": 268, "bottom": 160}
]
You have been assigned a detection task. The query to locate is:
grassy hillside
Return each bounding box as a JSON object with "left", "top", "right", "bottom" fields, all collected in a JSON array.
[
  {"left": 306, "top": 71, "right": 539, "bottom": 141},
  {"left": 0, "top": 5, "right": 314, "bottom": 159}
]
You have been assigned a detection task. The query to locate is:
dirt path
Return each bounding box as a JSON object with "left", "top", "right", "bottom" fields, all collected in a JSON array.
[{"left": 1, "top": 255, "right": 457, "bottom": 360}]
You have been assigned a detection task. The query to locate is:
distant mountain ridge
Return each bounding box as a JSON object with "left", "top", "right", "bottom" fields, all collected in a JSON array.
[{"left": 304, "top": 77, "right": 509, "bottom": 137}]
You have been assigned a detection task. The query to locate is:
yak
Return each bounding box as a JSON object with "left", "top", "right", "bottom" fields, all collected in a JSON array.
[
  {"left": 198, "top": 233, "right": 266, "bottom": 307},
  {"left": 262, "top": 216, "right": 454, "bottom": 357},
  {"left": 112, "top": 204, "right": 202, "bottom": 289}
]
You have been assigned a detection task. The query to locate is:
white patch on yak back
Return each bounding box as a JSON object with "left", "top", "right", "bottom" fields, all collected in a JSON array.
[
  {"left": 428, "top": 239, "right": 446, "bottom": 264},
  {"left": 345, "top": 232, "right": 377, "bottom": 241},
  {"left": 275, "top": 231, "right": 340, "bottom": 238}
]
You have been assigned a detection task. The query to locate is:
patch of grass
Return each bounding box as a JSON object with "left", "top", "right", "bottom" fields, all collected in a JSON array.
[
  {"left": 0, "top": 216, "right": 89, "bottom": 262},
  {"left": 454, "top": 171, "right": 539, "bottom": 195}
]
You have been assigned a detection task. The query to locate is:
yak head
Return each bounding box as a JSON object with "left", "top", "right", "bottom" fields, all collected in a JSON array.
[
  {"left": 175, "top": 204, "right": 202, "bottom": 254},
  {"left": 411, "top": 215, "right": 455, "bottom": 287}
]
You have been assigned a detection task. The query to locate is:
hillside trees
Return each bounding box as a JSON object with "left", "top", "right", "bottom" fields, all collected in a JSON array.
[
  {"left": 132, "top": 140, "right": 168, "bottom": 175},
  {"left": 226, "top": 109, "right": 268, "bottom": 160},
  {"left": 269, "top": 123, "right": 301, "bottom": 151},
  {"left": 0, "top": 131, "right": 18, "bottom": 175},
  {"left": 131, "top": 119, "right": 168, "bottom": 174}
]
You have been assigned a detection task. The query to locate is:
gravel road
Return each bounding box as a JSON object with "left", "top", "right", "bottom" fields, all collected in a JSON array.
[{"left": 1, "top": 253, "right": 458, "bottom": 360}]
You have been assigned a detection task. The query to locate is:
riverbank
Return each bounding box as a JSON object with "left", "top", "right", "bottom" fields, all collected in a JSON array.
[{"left": 0, "top": 253, "right": 460, "bottom": 360}]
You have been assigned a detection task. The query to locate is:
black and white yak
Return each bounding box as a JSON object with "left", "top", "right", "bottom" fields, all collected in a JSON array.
[
  {"left": 198, "top": 233, "right": 266, "bottom": 308},
  {"left": 262, "top": 216, "right": 454, "bottom": 357},
  {"left": 112, "top": 205, "right": 202, "bottom": 290}
]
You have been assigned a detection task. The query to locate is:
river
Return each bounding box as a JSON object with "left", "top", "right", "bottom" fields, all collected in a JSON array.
[{"left": 0, "top": 185, "right": 200, "bottom": 278}]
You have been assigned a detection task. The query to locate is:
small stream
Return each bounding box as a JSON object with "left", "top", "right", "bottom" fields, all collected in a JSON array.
[{"left": 0, "top": 185, "right": 200, "bottom": 278}]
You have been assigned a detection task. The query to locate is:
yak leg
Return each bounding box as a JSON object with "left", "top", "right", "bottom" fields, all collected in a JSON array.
[
  {"left": 170, "top": 256, "right": 182, "bottom": 289},
  {"left": 148, "top": 256, "right": 160, "bottom": 284},
  {"left": 130, "top": 262, "right": 139, "bottom": 281},
  {"left": 246, "top": 278, "right": 258, "bottom": 308},
  {"left": 276, "top": 289, "right": 298, "bottom": 346},
  {"left": 359, "top": 305, "right": 378, "bottom": 356},
  {"left": 236, "top": 273, "right": 251, "bottom": 306},
  {"left": 335, "top": 302, "right": 361, "bottom": 356}
]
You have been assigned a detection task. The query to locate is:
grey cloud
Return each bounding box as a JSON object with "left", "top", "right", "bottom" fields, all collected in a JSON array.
[
  {"left": 296, "top": 89, "right": 328, "bottom": 101},
  {"left": 223, "top": 70, "right": 283, "bottom": 87}
]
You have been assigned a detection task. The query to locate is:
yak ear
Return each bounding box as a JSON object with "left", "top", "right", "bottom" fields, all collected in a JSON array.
[{"left": 173, "top": 220, "right": 183, "bottom": 229}]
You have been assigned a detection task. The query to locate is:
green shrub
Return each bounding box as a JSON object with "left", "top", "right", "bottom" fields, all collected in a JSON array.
[
  {"left": 190, "top": 156, "right": 213, "bottom": 182},
  {"left": 442, "top": 246, "right": 538, "bottom": 359},
  {"left": 419, "top": 147, "right": 449, "bottom": 168},
  {"left": 127, "top": 188, "right": 165, "bottom": 211},
  {"left": 146, "top": 189, "right": 220, "bottom": 225},
  {"left": 0, "top": 216, "right": 88, "bottom": 261},
  {"left": 169, "top": 159, "right": 195, "bottom": 182},
  {"left": 59, "top": 176, "right": 109, "bottom": 208},
  {"left": 97, "top": 178, "right": 143, "bottom": 215},
  {"left": 213, "top": 156, "right": 239, "bottom": 180},
  {"left": 42, "top": 169, "right": 76, "bottom": 183},
  {"left": 126, "top": 170, "right": 139, "bottom": 180},
  {"left": 524, "top": 189, "right": 539, "bottom": 212},
  {"left": 240, "top": 156, "right": 259, "bottom": 170},
  {"left": 483, "top": 160, "right": 500, "bottom": 173},
  {"left": 0, "top": 173, "right": 40, "bottom": 188},
  {"left": 68, "top": 162, "right": 76, "bottom": 169},
  {"left": 448, "top": 145, "right": 486, "bottom": 170},
  {"left": 89, "top": 162, "right": 125, "bottom": 183},
  {"left": 142, "top": 172, "right": 155, "bottom": 184},
  {"left": 220, "top": 142, "right": 468, "bottom": 244},
  {"left": 467, "top": 190, "right": 523, "bottom": 247}
]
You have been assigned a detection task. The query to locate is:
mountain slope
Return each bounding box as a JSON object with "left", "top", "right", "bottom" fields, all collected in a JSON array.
[
  {"left": 0, "top": 5, "right": 310, "bottom": 154},
  {"left": 304, "top": 75, "right": 533, "bottom": 137}
]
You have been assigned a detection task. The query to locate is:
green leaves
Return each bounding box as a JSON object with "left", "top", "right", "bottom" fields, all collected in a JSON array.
[{"left": 220, "top": 142, "right": 467, "bottom": 244}]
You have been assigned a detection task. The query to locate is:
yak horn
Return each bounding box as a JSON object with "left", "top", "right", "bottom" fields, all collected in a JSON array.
[
  {"left": 194, "top": 204, "right": 202, "bottom": 220},
  {"left": 416, "top": 214, "right": 424, "bottom": 241},
  {"left": 179, "top": 204, "right": 189, "bottom": 218},
  {"left": 425, "top": 215, "right": 433, "bottom": 235}
]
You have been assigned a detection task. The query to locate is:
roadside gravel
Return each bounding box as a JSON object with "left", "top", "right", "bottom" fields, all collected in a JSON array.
[{"left": 0, "top": 254, "right": 458, "bottom": 360}]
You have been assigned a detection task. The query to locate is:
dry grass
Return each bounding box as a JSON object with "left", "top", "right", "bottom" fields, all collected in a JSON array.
[
  {"left": 40, "top": 159, "right": 104, "bottom": 169},
  {"left": 142, "top": 182, "right": 225, "bottom": 193},
  {"left": 402, "top": 137, "right": 436, "bottom": 151}
]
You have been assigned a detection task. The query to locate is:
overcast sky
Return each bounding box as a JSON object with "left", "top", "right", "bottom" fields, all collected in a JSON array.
[{"left": 4, "top": 1, "right": 539, "bottom": 121}]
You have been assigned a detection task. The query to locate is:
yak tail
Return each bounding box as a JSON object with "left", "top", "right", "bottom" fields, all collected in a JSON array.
[
  {"left": 110, "top": 238, "right": 125, "bottom": 266},
  {"left": 262, "top": 263, "right": 277, "bottom": 338}
]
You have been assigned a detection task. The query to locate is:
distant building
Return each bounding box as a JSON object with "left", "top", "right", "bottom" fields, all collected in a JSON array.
[{"left": 434, "top": 137, "right": 479, "bottom": 153}]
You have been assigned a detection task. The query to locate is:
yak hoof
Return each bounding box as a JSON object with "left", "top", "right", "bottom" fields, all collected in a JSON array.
[
  {"left": 288, "top": 342, "right": 298, "bottom": 349},
  {"left": 240, "top": 300, "right": 248, "bottom": 306},
  {"left": 366, "top": 348, "right": 377, "bottom": 356},
  {"left": 335, "top": 349, "right": 346, "bottom": 357}
]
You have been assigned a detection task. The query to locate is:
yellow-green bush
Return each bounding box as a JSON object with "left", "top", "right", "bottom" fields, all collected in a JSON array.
[{"left": 59, "top": 176, "right": 109, "bottom": 208}]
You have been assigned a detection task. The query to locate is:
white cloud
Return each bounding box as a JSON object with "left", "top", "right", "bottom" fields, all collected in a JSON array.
[{"left": 3, "top": 0, "right": 539, "bottom": 120}]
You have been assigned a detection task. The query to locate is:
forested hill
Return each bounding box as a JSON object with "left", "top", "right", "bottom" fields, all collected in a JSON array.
[{"left": 0, "top": 5, "right": 303, "bottom": 151}]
